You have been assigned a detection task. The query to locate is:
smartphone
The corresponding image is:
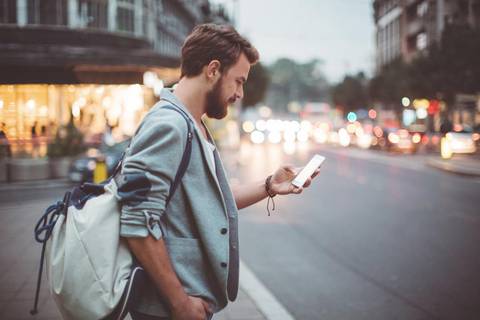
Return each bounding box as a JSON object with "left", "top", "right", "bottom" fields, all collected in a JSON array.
[{"left": 291, "top": 154, "right": 325, "bottom": 188}]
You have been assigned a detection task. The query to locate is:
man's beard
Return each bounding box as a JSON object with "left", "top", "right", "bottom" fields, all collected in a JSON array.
[{"left": 206, "top": 79, "right": 229, "bottom": 119}]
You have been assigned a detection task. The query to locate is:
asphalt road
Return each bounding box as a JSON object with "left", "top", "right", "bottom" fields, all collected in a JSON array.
[
  {"left": 1, "top": 144, "right": 479, "bottom": 320},
  {"left": 230, "top": 144, "right": 480, "bottom": 320}
]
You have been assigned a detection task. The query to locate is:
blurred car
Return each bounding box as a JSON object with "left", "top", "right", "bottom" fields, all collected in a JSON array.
[
  {"left": 420, "top": 133, "right": 442, "bottom": 152},
  {"left": 473, "top": 132, "right": 480, "bottom": 148},
  {"left": 470, "top": 124, "right": 480, "bottom": 148},
  {"left": 356, "top": 132, "right": 373, "bottom": 149},
  {"left": 69, "top": 139, "right": 130, "bottom": 183},
  {"left": 441, "top": 131, "right": 477, "bottom": 156},
  {"left": 382, "top": 128, "right": 416, "bottom": 153}
]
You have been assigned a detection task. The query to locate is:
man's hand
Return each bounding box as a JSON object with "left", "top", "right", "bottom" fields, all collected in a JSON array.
[
  {"left": 171, "top": 295, "right": 212, "bottom": 320},
  {"left": 126, "top": 236, "right": 212, "bottom": 320},
  {"left": 270, "top": 165, "right": 320, "bottom": 195},
  {"left": 232, "top": 164, "right": 320, "bottom": 209}
]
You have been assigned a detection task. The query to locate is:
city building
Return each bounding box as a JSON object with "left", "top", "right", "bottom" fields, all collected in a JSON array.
[
  {"left": 374, "top": 0, "right": 480, "bottom": 70},
  {"left": 373, "top": 0, "right": 403, "bottom": 69},
  {"left": 0, "top": 0, "right": 229, "bottom": 159},
  {"left": 373, "top": 0, "right": 480, "bottom": 132}
]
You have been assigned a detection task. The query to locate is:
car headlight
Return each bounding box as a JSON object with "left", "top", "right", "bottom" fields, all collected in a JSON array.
[{"left": 388, "top": 133, "right": 399, "bottom": 144}]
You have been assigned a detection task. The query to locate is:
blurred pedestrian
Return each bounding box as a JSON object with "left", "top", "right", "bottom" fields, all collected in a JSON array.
[
  {"left": 119, "top": 24, "right": 321, "bottom": 320},
  {"left": 0, "top": 122, "right": 11, "bottom": 158},
  {"left": 31, "top": 121, "right": 40, "bottom": 157},
  {"left": 31, "top": 121, "right": 38, "bottom": 138},
  {"left": 102, "top": 123, "right": 115, "bottom": 147},
  {"left": 440, "top": 117, "right": 453, "bottom": 135}
]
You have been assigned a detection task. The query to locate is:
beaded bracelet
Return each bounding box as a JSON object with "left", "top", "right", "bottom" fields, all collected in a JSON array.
[{"left": 265, "top": 175, "right": 276, "bottom": 216}]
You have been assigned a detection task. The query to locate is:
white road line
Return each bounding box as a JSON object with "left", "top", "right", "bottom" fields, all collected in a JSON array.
[
  {"left": 324, "top": 148, "right": 426, "bottom": 172},
  {"left": 239, "top": 260, "right": 295, "bottom": 320}
]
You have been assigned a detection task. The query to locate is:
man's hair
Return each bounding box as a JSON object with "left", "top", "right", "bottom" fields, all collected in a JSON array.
[{"left": 180, "top": 24, "right": 259, "bottom": 78}]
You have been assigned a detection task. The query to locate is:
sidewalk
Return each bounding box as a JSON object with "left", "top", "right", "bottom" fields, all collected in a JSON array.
[
  {"left": 0, "top": 184, "right": 269, "bottom": 320},
  {"left": 426, "top": 155, "right": 480, "bottom": 177},
  {"left": 0, "top": 178, "right": 73, "bottom": 191}
]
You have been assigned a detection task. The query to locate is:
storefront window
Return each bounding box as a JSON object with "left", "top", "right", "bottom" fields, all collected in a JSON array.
[
  {"left": 27, "top": 0, "right": 67, "bottom": 26},
  {"left": 117, "top": 0, "right": 135, "bottom": 33},
  {"left": 79, "top": 0, "right": 108, "bottom": 30},
  {"left": 142, "top": 0, "right": 154, "bottom": 37},
  {"left": 0, "top": 84, "right": 155, "bottom": 158},
  {"left": 0, "top": 0, "right": 16, "bottom": 24}
]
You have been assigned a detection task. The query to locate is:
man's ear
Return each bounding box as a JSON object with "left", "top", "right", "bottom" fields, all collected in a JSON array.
[{"left": 206, "top": 60, "right": 221, "bottom": 81}]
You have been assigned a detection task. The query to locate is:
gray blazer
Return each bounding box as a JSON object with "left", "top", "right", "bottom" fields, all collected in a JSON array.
[{"left": 118, "top": 89, "right": 239, "bottom": 316}]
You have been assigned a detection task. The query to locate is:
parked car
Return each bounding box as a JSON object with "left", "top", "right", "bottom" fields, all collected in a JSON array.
[
  {"left": 69, "top": 139, "right": 130, "bottom": 183},
  {"left": 382, "top": 128, "right": 416, "bottom": 153},
  {"left": 441, "top": 131, "right": 477, "bottom": 156}
]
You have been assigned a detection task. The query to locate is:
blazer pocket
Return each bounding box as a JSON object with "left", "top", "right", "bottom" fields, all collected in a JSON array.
[{"left": 164, "top": 237, "right": 211, "bottom": 298}]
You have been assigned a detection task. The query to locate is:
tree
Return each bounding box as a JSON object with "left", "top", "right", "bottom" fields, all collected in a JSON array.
[
  {"left": 266, "top": 58, "right": 329, "bottom": 112},
  {"left": 369, "top": 22, "right": 480, "bottom": 111},
  {"left": 369, "top": 59, "right": 411, "bottom": 111},
  {"left": 242, "top": 62, "right": 270, "bottom": 108},
  {"left": 426, "top": 23, "right": 480, "bottom": 105},
  {"left": 47, "top": 119, "right": 85, "bottom": 158},
  {"left": 332, "top": 72, "right": 369, "bottom": 113}
]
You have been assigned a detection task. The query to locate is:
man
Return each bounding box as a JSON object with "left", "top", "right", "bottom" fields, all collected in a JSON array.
[{"left": 119, "top": 24, "right": 319, "bottom": 320}]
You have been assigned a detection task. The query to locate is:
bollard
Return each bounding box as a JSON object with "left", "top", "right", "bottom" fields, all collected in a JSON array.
[{"left": 93, "top": 156, "right": 108, "bottom": 183}]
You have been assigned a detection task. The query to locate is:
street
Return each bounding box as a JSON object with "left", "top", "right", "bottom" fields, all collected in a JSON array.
[
  {"left": 229, "top": 143, "right": 480, "bottom": 320},
  {"left": 1, "top": 0, "right": 480, "bottom": 319},
  {"left": 1, "top": 144, "right": 479, "bottom": 320}
]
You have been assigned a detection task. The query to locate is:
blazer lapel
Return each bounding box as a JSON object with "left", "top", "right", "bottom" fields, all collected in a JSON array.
[
  {"left": 159, "top": 89, "right": 226, "bottom": 209},
  {"left": 194, "top": 120, "right": 220, "bottom": 187}
]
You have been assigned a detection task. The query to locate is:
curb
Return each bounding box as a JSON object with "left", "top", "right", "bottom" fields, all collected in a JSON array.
[
  {"left": 239, "top": 260, "right": 295, "bottom": 320},
  {"left": 0, "top": 178, "right": 74, "bottom": 191},
  {"left": 425, "top": 158, "right": 480, "bottom": 177}
]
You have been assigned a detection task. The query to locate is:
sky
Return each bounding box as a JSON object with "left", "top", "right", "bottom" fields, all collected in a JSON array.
[{"left": 212, "top": 0, "right": 375, "bottom": 83}]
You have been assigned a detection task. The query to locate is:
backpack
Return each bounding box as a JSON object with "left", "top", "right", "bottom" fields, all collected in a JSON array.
[{"left": 30, "top": 103, "right": 193, "bottom": 320}]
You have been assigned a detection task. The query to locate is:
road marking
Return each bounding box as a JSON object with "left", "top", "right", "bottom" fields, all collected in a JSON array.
[
  {"left": 323, "top": 147, "right": 427, "bottom": 173},
  {"left": 239, "top": 260, "right": 295, "bottom": 320}
]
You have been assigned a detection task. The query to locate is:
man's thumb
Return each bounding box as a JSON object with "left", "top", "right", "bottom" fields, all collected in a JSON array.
[{"left": 284, "top": 165, "right": 296, "bottom": 174}]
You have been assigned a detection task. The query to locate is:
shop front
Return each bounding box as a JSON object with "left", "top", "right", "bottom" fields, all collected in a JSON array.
[
  {"left": 0, "top": 82, "right": 167, "bottom": 182},
  {"left": 0, "top": 83, "right": 158, "bottom": 157}
]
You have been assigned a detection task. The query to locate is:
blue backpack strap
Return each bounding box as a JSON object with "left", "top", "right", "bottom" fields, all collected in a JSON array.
[
  {"left": 31, "top": 191, "right": 71, "bottom": 315},
  {"left": 114, "top": 101, "right": 195, "bottom": 317},
  {"left": 111, "top": 99, "right": 194, "bottom": 204}
]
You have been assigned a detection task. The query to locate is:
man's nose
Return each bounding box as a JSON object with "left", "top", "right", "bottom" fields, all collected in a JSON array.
[{"left": 236, "top": 86, "right": 244, "bottom": 100}]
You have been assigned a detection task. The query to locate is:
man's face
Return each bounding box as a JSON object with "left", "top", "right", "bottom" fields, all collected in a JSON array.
[{"left": 206, "top": 53, "right": 251, "bottom": 119}]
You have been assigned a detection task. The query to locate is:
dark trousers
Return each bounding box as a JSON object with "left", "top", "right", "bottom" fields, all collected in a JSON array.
[
  {"left": 130, "top": 310, "right": 213, "bottom": 320},
  {"left": 130, "top": 310, "right": 169, "bottom": 320}
]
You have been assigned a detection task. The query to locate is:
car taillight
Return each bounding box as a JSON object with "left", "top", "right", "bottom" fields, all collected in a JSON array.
[{"left": 421, "top": 135, "right": 429, "bottom": 145}]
